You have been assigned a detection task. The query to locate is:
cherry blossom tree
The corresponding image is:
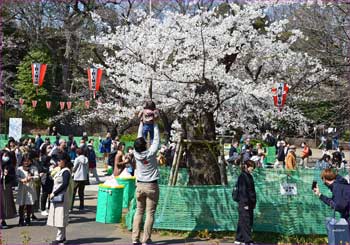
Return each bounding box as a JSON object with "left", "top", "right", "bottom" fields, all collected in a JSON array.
[{"left": 89, "top": 3, "right": 331, "bottom": 184}]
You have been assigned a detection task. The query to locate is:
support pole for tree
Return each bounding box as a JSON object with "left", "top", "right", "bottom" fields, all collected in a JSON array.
[
  {"left": 172, "top": 142, "right": 183, "bottom": 186},
  {"left": 168, "top": 136, "right": 182, "bottom": 186},
  {"left": 218, "top": 138, "right": 228, "bottom": 185}
]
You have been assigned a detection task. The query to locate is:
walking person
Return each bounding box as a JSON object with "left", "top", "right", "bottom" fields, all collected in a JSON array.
[
  {"left": 16, "top": 154, "right": 39, "bottom": 226},
  {"left": 132, "top": 122, "right": 160, "bottom": 245},
  {"left": 233, "top": 160, "right": 256, "bottom": 245},
  {"left": 47, "top": 152, "right": 72, "bottom": 244},
  {"left": 0, "top": 150, "right": 17, "bottom": 229},
  {"left": 71, "top": 148, "right": 88, "bottom": 211},
  {"left": 285, "top": 145, "right": 297, "bottom": 170},
  {"left": 87, "top": 139, "right": 101, "bottom": 183},
  {"left": 300, "top": 142, "right": 310, "bottom": 168}
]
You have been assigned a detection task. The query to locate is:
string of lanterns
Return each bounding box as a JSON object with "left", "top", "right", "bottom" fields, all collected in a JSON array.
[{"left": 19, "top": 63, "right": 103, "bottom": 110}]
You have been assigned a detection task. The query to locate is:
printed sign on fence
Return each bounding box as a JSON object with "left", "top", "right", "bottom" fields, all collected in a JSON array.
[{"left": 280, "top": 183, "right": 297, "bottom": 196}]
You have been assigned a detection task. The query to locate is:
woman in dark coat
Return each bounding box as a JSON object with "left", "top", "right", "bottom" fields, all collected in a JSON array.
[
  {"left": 234, "top": 160, "right": 256, "bottom": 244},
  {"left": 0, "top": 150, "right": 17, "bottom": 229}
]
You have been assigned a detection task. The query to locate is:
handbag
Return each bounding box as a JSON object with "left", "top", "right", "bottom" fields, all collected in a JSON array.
[{"left": 51, "top": 193, "right": 64, "bottom": 203}]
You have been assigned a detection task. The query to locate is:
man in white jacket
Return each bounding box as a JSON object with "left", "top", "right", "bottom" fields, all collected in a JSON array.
[{"left": 132, "top": 122, "right": 160, "bottom": 245}]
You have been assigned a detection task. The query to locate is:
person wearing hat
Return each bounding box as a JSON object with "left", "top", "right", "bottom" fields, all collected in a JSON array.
[{"left": 285, "top": 145, "right": 297, "bottom": 170}]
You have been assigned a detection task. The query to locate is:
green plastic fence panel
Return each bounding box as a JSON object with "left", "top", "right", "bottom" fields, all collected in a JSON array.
[
  {"left": 116, "top": 177, "right": 136, "bottom": 209},
  {"left": 264, "top": 146, "right": 276, "bottom": 164},
  {"left": 96, "top": 184, "right": 124, "bottom": 223},
  {"left": 126, "top": 168, "right": 348, "bottom": 235},
  {"left": 158, "top": 166, "right": 189, "bottom": 186}
]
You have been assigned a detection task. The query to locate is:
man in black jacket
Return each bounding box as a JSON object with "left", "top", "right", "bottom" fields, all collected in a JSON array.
[{"left": 234, "top": 160, "right": 256, "bottom": 244}]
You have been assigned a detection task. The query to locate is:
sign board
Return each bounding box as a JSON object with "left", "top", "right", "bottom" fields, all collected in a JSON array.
[
  {"left": 280, "top": 183, "right": 297, "bottom": 196},
  {"left": 8, "top": 118, "right": 22, "bottom": 142}
]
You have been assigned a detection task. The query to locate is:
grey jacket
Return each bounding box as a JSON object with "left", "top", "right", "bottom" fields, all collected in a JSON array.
[
  {"left": 73, "top": 155, "right": 88, "bottom": 181},
  {"left": 134, "top": 123, "right": 160, "bottom": 182}
]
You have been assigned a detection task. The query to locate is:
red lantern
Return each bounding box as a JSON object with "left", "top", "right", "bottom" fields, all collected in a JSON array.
[
  {"left": 66, "top": 101, "right": 72, "bottom": 110},
  {"left": 31, "top": 63, "right": 47, "bottom": 94},
  {"left": 46, "top": 101, "right": 51, "bottom": 109},
  {"left": 60, "top": 101, "right": 65, "bottom": 110},
  {"left": 272, "top": 83, "right": 289, "bottom": 112},
  {"left": 85, "top": 100, "right": 90, "bottom": 109},
  {"left": 32, "top": 100, "right": 37, "bottom": 108},
  {"left": 19, "top": 98, "right": 25, "bottom": 107},
  {"left": 87, "top": 67, "right": 103, "bottom": 99}
]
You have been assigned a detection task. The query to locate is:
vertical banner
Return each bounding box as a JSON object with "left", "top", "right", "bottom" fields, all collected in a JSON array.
[
  {"left": 8, "top": 118, "right": 22, "bottom": 142},
  {"left": 84, "top": 100, "right": 90, "bottom": 109},
  {"left": 60, "top": 101, "right": 65, "bottom": 110},
  {"left": 46, "top": 101, "right": 51, "bottom": 109},
  {"left": 31, "top": 63, "right": 47, "bottom": 94},
  {"left": 87, "top": 67, "right": 103, "bottom": 99},
  {"left": 66, "top": 101, "right": 72, "bottom": 110},
  {"left": 32, "top": 100, "right": 37, "bottom": 108}
]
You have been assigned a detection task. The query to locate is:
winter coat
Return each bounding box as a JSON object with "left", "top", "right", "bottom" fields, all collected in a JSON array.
[
  {"left": 72, "top": 155, "right": 88, "bottom": 181},
  {"left": 134, "top": 123, "right": 160, "bottom": 182},
  {"left": 320, "top": 175, "right": 350, "bottom": 220},
  {"left": 16, "top": 165, "right": 39, "bottom": 205},
  {"left": 237, "top": 171, "right": 256, "bottom": 209},
  {"left": 285, "top": 151, "right": 296, "bottom": 170},
  {"left": 47, "top": 167, "right": 71, "bottom": 228}
]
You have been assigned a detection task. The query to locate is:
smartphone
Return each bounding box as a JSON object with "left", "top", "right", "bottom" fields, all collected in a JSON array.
[{"left": 312, "top": 181, "right": 317, "bottom": 190}]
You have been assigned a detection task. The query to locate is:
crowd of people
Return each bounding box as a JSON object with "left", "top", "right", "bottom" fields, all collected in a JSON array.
[
  {"left": 228, "top": 134, "right": 349, "bottom": 171},
  {"left": 1, "top": 104, "right": 350, "bottom": 245}
]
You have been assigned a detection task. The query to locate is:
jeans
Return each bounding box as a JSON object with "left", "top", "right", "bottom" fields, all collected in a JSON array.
[
  {"left": 142, "top": 124, "right": 154, "bottom": 143},
  {"left": 132, "top": 182, "right": 159, "bottom": 243}
]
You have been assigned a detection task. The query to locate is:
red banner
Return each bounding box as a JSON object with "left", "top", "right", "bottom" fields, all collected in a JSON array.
[
  {"left": 84, "top": 100, "right": 90, "bottom": 109},
  {"left": 31, "top": 63, "right": 47, "bottom": 87},
  {"left": 19, "top": 98, "right": 24, "bottom": 107},
  {"left": 32, "top": 100, "right": 37, "bottom": 108},
  {"left": 87, "top": 67, "right": 103, "bottom": 98},
  {"left": 66, "top": 101, "right": 72, "bottom": 110},
  {"left": 46, "top": 101, "right": 51, "bottom": 109},
  {"left": 60, "top": 101, "right": 65, "bottom": 110}
]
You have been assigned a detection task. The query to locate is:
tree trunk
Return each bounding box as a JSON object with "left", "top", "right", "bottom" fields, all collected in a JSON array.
[{"left": 183, "top": 112, "right": 221, "bottom": 185}]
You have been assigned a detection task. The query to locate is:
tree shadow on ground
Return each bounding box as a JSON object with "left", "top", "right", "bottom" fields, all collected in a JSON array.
[
  {"left": 66, "top": 237, "right": 120, "bottom": 244},
  {"left": 155, "top": 237, "right": 207, "bottom": 244}
]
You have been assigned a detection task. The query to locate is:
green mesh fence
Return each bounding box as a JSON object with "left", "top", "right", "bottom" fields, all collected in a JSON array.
[
  {"left": 158, "top": 166, "right": 189, "bottom": 186},
  {"left": 126, "top": 168, "right": 349, "bottom": 235}
]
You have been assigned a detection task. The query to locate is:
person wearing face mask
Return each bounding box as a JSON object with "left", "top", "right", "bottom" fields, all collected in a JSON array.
[
  {"left": 16, "top": 154, "right": 39, "bottom": 226},
  {"left": 313, "top": 168, "right": 350, "bottom": 222},
  {"left": 0, "top": 150, "right": 16, "bottom": 229},
  {"left": 233, "top": 160, "right": 256, "bottom": 245}
]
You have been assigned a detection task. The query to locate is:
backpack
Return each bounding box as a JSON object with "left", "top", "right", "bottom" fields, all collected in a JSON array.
[
  {"left": 232, "top": 179, "right": 239, "bottom": 202},
  {"left": 108, "top": 151, "right": 117, "bottom": 167},
  {"left": 308, "top": 148, "right": 312, "bottom": 156}
]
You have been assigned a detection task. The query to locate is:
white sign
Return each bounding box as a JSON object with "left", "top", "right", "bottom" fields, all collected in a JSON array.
[
  {"left": 8, "top": 118, "right": 22, "bottom": 142},
  {"left": 280, "top": 183, "right": 297, "bottom": 196}
]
